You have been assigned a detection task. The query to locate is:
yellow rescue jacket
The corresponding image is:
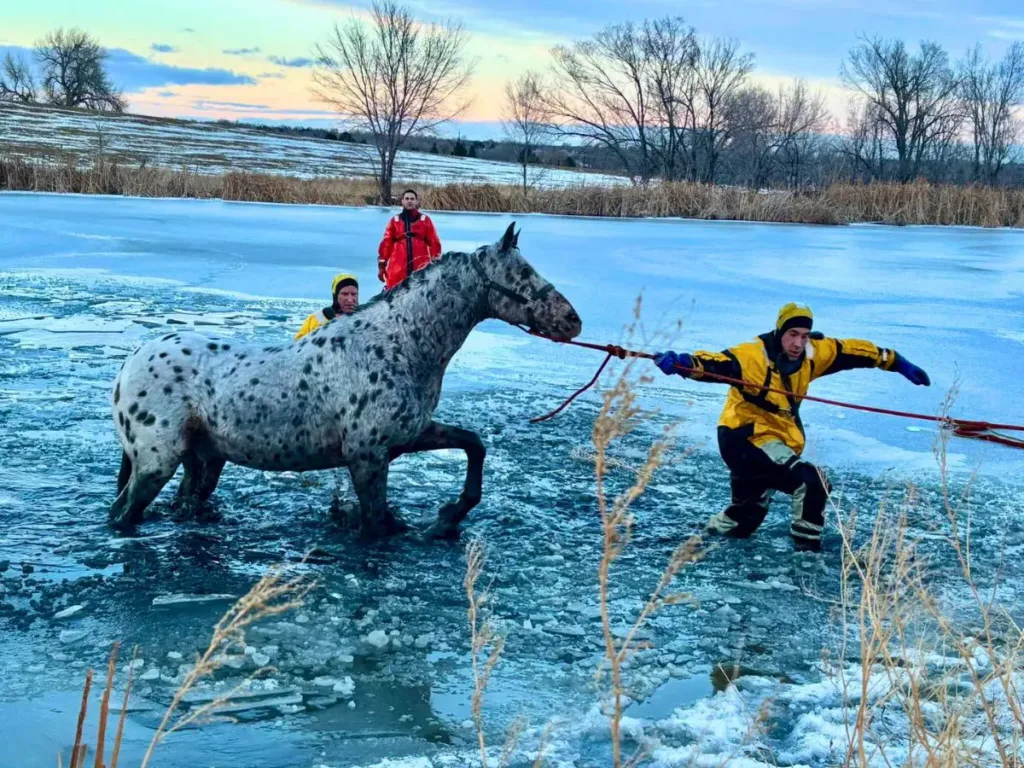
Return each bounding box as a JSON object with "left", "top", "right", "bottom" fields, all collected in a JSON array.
[
  {"left": 689, "top": 331, "right": 899, "bottom": 454},
  {"left": 294, "top": 307, "right": 336, "bottom": 341}
]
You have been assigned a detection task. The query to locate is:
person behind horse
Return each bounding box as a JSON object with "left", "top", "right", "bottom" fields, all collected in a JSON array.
[
  {"left": 377, "top": 189, "right": 442, "bottom": 290},
  {"left": 294, "top": 273, "right": 359, "bottom": 341},
  {"left": 653, "top": 303, "right": 930, "bottom": 552}
]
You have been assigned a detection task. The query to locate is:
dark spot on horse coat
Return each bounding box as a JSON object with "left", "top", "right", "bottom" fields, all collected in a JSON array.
[
  {"left": 159, "top": 352, "right": 168, "bottom": 359},
  {"left": 354, "top": 393, "right": 369, "bottom": 418},
  {"left": 161, "top": 419, "right": 169, "bottom": 428},
  {"left": 250, "top": 378, "right": 260, "bottom": 386},
  {"left": 221, "top": 344, "right": 230, "bottom": 351},
  {"left": 118, "top": 412, "right": 125, "bottom": 427},
  {"left": 163, "top": 385, "right": 173, "bottom": 394},
  {"left": 173, "top": 366, "right": 183, "bottom": 374},
  {"left": 303, "top": 363, "right": 313, "bottom": 375},
  {"left": 128, "top": 403, "right": 139, "bottom": 416},
  {"left": 114, "top": 383, "right": 121, "bottom": 404},
  {"left": 299, "top": 380, "right": 309, "bottom": 391},
  {"left": 182, "top": 348, "right": 192, "bottom": 355},
  {"left": 291, "top": 416, "right": 301, "bottom": 428},
  {"left": 374, "top": 346, "right": 385, "bottom": 360},
  {"left": 137, "top": 390, "right": 147, "bottom": 398},
  {"left": 369, "top": 372, "right": 379, "bottom": 384},
  {"left": 312, "top": 336, "right": 326, "bottom": 348},
  {"left": 144, "top": 414, "right": 157, "bottom": 426}
]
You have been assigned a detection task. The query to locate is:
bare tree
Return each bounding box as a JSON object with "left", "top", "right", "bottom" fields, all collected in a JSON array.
[
  {"left": 643, "top": 17, "right": 698, "bottom": 182},
  {"left": 684, "top": 38, "right": 755, "bottom": 183},
  {"left": 545, "top": 21, "right": 659, "bottom": 184},
  {"left": 313, "top": 0, "right": 474, "bottom": 204},
  {"left": 34, "top": 28, "right": 125, "bottom": 112},
  {"left": 961, "top": 42, "right": 1024, "bottom": 184},
  {"left": 774, "top": 80, "right": 832, "bottom": 188},
  {"left": 840, "top": 99, "right": 887, "bottom": 181},
  {"left": 502, "top": 71, "right": 548, "bottom": 194},
  {"left": 724, "top": 84, "right": 776, "bottom": 188},
  {"left": 0, "top": 52, "right": 37, "bottom": 103},
  {"left": 840, "top": 35, "right": 962, "bottom": 182}
]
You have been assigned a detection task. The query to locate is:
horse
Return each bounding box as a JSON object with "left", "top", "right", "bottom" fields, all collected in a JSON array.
[{"left": 109, "top": 223, "right": 582, "bottom": 538}]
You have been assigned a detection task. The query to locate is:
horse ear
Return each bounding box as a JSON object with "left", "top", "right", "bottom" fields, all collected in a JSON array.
[
  {"left": 512, "top": 228, "right": 520, "bottom": 249},
  {"left": 500, "top": 222, "right": 516, "bottom": 253}
]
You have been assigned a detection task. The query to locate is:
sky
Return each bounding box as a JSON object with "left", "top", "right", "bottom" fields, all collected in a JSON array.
[{"left": 2, "top": 0, "right": 1023, "bottom": 139}]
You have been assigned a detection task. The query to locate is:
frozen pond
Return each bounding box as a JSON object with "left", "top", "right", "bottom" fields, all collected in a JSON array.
[{"left": 1, "top": 192, "right": 1023, "bottom": 767}]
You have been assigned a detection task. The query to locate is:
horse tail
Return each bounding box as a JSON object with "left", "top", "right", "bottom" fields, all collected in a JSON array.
[{"left": 117, "top": 450, "right": 133, "bottom": 494}]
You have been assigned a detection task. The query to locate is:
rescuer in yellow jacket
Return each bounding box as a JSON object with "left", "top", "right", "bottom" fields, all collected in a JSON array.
[
  {"left": 653, "top": 303, "right": 931, "bottom": 552},
  {"left": 294, "top": 273, "right": 360, "bottom": 341}
]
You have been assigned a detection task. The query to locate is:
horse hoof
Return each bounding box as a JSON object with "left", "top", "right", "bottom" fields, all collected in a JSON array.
[
  {"left": 385, "top": 515, "right": 411, "bottom": 535},
  {"left": 422, "top": 522, "right": 461, "bottom": 541},
  {"left": 109, "top": 514, "right": 137, "bottom": 532}
]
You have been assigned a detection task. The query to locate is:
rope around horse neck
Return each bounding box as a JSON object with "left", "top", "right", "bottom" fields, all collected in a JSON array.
[{"left": 516, "top": 326, "right": 1024, "bottom": 448}]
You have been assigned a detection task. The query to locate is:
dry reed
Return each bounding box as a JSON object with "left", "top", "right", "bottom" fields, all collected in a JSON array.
[
  {"left": 60, "top": 565, "right": 309, "bottom": 768},
  {"left": 463, "top": 537, "right": 508, "bottom": 768},
  {"left": 828, "top": 390, "right": 1024, "bottom": 767},
  {"left": 590, "top": 298, "right": 705, "bottom": 768},
  {"left": 5, "top": 156, "right": 1024, "bottom": 227}
]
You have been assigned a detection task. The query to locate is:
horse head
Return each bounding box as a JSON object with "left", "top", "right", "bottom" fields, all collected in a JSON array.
[{"left": 470, "top": 223, "right": 582, "bottom": 341}]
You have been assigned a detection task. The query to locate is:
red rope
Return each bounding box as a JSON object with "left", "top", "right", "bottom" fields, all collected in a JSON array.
[{"left": 517, "top": 326, "right": 1024, "bottom": 445}]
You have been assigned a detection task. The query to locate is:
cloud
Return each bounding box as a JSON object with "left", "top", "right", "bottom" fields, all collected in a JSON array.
[
  {"left": 269, "top": 55, "right": 314, "bottom": 68},
  {"left": 192, "top": 100, "right": 273, "bottom": 111},
  {"left": 0, "top": 44, "right": 256, "bottom": 91},
  {"left": 224, "top": 47, "right": 262, "bottom": 55},
  {"left": 151, "top": 43, "right": 178, "bottom": 53},
  {"left": 107, "top": 49, "right": 258, "bottom": 90},
  {"left": 259, "top": 72, "right": 287, "bottom": 79},
  {"left": 158, "top": 90, "right": 176, "bottom": 97},
  {"left": 181, "top": 27, "right": 196, "bottom": 33}
]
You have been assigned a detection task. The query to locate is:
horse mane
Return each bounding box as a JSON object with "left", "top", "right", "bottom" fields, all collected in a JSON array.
[{"left": 350, "top": 246, "right": 488, "bottom": 315}]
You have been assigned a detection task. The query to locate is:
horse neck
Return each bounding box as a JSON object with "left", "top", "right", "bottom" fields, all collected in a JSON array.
[{"left": 386, "top": 263, "right": 487, "bottom": 377}]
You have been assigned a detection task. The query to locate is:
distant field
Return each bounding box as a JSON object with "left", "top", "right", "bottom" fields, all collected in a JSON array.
[{"left": 0, "top": 102, "right": 626, "bottom": 188}]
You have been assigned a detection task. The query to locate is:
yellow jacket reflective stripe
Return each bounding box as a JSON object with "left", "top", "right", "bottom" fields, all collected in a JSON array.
[
  {"left": 294, "top": 309, "right": 331, "bottom": 341},
  {"left": 690, "top": 333, "right": 898, "bottom": 454}
]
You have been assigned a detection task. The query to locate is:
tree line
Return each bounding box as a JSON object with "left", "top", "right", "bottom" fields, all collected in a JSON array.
[
  {"left": 314, "top": 1, "right": 1024, "bottom": 201},
  {"left": 5, "top": 14, "right": 1023, "bottom": 204}
]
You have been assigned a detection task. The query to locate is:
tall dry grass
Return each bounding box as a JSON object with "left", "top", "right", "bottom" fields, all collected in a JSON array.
[
  {"left": 59, "top": 566, "right": 310, "bottom": 768},
  {"left": 4, "top": 155, "right": 1024, "bottom": 227},
  {"left": 829, "top": 399, "right": 1024, "bottom": 767}
]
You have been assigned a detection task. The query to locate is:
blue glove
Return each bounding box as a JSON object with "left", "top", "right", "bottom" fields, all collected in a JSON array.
[
  {"left": 894, "top": 354, "right": 930, "bottom": 386},
  {"left": 654, "top": 351, "right": 695, "bottom": 377}
]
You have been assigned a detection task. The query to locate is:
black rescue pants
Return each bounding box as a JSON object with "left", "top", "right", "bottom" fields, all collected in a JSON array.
[{"left": 708, "top": 427, "right": 830, "bottom": 550}]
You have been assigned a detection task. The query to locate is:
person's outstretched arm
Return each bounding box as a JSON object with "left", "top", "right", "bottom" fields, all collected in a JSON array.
[
  {"left": 653, "top": 347, "right": 743, "bottom": 382},
  {"left": 811, "top": 337, "right": 930, "bottom": 385}
]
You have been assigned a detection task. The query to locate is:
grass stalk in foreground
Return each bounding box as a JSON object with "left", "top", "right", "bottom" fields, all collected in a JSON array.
[{"left": 61, "top": 565, "right": 310, "bottom": 768}]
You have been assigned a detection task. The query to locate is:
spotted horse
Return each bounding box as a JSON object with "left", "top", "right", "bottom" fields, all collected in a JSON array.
[{"left": 110, "top": 224, "right": 582, "bottom": 538}]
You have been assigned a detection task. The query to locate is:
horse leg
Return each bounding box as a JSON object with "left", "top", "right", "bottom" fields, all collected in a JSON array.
[
  {"left": 117, "top": 451, "right": 132, "bottom": 495},
  {"left": 109, "top": 457, "right": 179, "bottom": 529},
  {"left": 175, "top": 450, "right": 204, "bottom": 510},
  {"left": 391, "top": 421, "right": 485, "bottom": 540},
  {"left": 348, "top": 449, "right": 392, "bottom": 539},
  {"left": 196, "top": 458, "right": 227, "bottom": 502}
]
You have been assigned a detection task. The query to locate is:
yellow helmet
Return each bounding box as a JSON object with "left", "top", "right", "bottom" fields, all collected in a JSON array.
[
  {"left": 331, "top": 273, "right": 358, "bottom": 295},
  {"left": 776, "top": 302, "right": 813, "bottom": 333}
]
